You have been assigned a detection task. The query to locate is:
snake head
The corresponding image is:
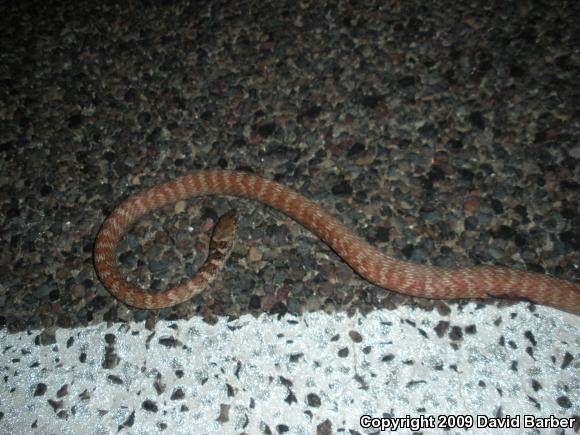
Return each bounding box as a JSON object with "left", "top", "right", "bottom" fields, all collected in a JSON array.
[{"left": 212, "top": 209, "right": 238, "bottom": 242}]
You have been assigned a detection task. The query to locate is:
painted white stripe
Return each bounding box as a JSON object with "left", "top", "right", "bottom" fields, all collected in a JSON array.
[{"left": 1, "top": 307, "right": 576, "bottom": 434}]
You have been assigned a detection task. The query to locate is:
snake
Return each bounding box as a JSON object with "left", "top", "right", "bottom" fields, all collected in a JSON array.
[{"left": 94, "top": 169, "right": 580, "bottom": 314}]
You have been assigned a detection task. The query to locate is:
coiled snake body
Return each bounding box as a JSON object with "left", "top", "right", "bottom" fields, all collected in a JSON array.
[{"left": 94, "top": 169, "right": 580, "bottom": 314}]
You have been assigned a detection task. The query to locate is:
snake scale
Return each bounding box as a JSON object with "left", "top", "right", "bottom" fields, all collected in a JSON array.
[{"left": 94, "top": 169, "right": 580, "bottom": 314}]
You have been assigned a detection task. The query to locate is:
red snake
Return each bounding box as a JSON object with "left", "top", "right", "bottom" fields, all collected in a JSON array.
[{"left": 94, "top": 169, "right": 580, "bottom": 314}]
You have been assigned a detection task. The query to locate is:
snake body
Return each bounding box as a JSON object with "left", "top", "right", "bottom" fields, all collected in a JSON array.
[{"left": 94, "top": 169, "right": 580, "bottom": 314}]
